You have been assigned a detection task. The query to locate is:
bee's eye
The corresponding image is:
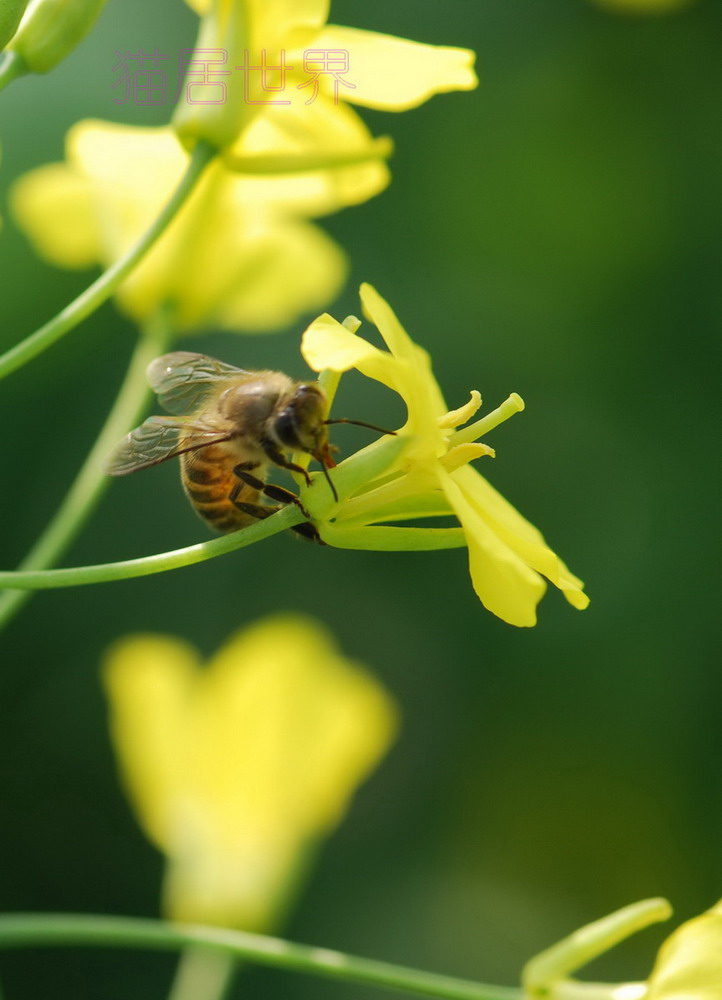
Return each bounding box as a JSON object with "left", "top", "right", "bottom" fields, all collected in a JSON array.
[{"left": 274, "top": 409, "right": 300, "bottom": 448}]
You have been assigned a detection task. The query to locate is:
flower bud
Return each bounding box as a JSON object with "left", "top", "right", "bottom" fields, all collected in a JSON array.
[
  {"left": 9, "top": 0, "right": 107, "bottom": 74},
  {"left": 172, "top": 0, "right": 252, "bottom": 152},
  {"left": 0, "top": 0, "right": 29, "bottom": 50}
]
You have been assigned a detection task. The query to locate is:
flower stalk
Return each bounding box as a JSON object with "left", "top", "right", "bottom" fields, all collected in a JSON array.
[
  {"left": 0, "top": 48, "right": 24, "bottom": 91},
  {"left": 0, "top": 912, "right": 520, "bottom": 1000},
  {"left": 0, "top": 140, "right": 215, "bottom": 381},
  {"left": 167, "top": 948, "right": 237, "bottom": 1000},
  {"left": 0, "top": 309, "right": 173, "bottom": 630}
]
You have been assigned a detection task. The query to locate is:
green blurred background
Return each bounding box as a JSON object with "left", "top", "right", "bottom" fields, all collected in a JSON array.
[{"left": 0, "top": 0, "right": 720, "bottom": 996}]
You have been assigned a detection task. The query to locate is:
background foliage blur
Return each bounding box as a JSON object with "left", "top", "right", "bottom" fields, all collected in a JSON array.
[{"left": 0, "top": 0, "right": 720, "bottom": 997}]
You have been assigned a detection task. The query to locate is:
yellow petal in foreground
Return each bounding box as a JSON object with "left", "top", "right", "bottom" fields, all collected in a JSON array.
[
  {"left": 104, "top": 616, "right": 397, "bottom": 931},
  {"left": 301, "top": 285, "right": 589, "bottom": 627}
]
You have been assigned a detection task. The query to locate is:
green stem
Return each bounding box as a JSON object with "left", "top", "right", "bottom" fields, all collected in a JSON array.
[
  {"left": 0, "top": 502, "right": 305, "bottom": 590},
  {"left": 168, "top": 948, "right": 237, "bottom": 1000},
  {"left": 0, "top": 49, "right": 25, "bottom": 92},
  {"left": 0, "top": 434, "right": 421, "bottom": 592},
  {"left": 0, "top": 913, "right": 521, "bottom": 1000},
  {"left": 0, "top": 141, "right": 216, "bottom": 381},
  {"left": 0, "top": 311, "right": 173, "bottom": 630}
]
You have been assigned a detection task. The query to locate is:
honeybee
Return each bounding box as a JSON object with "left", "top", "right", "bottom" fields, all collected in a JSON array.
[{"left": 104, "top": 351, "right": 386, "bottom": 541}]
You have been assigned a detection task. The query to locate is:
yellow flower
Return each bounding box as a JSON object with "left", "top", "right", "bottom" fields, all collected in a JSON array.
[
  {"left": 103, "top": 615, "right": 397, "bottom": 931},
  {"left": 175, "top": 0, "right": 478, "bottom": 149},
  {"left": 300, "top": 285, "right": 589, "bottom": 628},
  {"left": 522, "top": 897, "right": 722, "bottom": 1000},
  {"left": 11, "top": 117, "right": 388, "bottom": 331}
]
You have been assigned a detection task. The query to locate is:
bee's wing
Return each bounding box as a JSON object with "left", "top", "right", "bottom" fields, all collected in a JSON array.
[
  {"left": 103, "top": 416, "right": 234, "bottom": 476},
  {"left": 147, "top": 352, "right": 253, "bottom": 415}
]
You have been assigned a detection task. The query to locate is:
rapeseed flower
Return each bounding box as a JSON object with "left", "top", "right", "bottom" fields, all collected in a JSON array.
[
  {"left": 523, "top": 897, "right": 722, "bottom": 1000},
  {"left": 104, "top": 615, "right": 397, "bottom": 930},
  {"left": 300, "top": 285, "right": 589, "bottom": 628},
  {"left": 176, "top": 0, "right": 478, "bottom": 150},
  {"left": 11, "top": 117, "right": 388, "bottom": 331}
]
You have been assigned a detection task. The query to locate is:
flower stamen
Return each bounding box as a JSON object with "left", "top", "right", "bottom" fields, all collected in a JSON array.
[{"left": 450, "top": 392, "right": 525, "bottom": 446}]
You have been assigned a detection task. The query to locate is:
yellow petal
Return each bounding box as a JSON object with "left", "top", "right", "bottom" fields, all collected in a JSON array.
[
  {"left": 104, "top": 616, "right": 397, "bottom": 931},
  {"left": 229, "top": 96, "right": 390, "bottom": 218},
  {"left": 10, "top": 162, "right": 101, "bottom": 268},
  {"left": 441, "top": 470, "right": 546, "bottom": 627},
  {"left": 453, "top": 465, "right": 589, "bottom": 611},
  {"left": 647, "top": 900, "right": 722, "bottom": 1000},
  {"left": 301, "top": 310, "right": 407, "bottom": 393},
  {"left": 359, "top": 282, "right": 417, "bottom": 357},
  {"left": 66, "top": 120, "right": 189, "bottom": 267},
  {"left": 359, "top": 283, "right": 449, "bottom": 421},
  {"left": 248, "top": 0, "right": 330, "bottom": 51},
  {"left": 312, "top": 25, "right": 477, "bottom": 111},
  {"left": 213, "top": 219, "right": 347, "bottom": 333},
  {"left": 103, "top": 636, "right": 200, "bottom": 849},
  {"left": 204, "top": 616, "right": 397, "bottom": 835}
]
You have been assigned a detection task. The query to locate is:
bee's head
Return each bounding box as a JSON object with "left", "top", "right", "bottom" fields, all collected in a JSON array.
[{"left": 274, "top": 383, "right": 330, "bottom": 456}]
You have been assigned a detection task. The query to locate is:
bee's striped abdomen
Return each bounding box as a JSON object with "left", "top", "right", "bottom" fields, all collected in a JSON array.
[{"left": 181, "top": 445, "right": 261, "bottom": 533}]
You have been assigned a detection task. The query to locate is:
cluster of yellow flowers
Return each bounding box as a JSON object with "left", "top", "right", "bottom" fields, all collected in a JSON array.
[{"left": 12, "top": 0, "right": 476, "bottom": 332}]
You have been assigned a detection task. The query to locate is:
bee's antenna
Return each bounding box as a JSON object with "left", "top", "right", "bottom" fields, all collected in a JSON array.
[
  {"left": 322, "top": 461, "right": 339, "bottom": 502},
  {"left": 311, "top": 435, "right": 340, "bottom": 503},
  {"left": 312, "top": 453, "right": 338, "bottom": 502},
  {"left": 324, "top": 418, "right": 397, "bottom": 436}
]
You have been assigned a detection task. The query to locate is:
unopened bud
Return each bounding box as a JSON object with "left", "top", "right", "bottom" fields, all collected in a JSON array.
[
  {"left": 0, "top": 0, "right": 29, "bottom": 49},
  {"left": 172, "top": 0, "right": 254, "bottom": 151},
  {"left": 9, "top": 0, "right": 107, "bottom": 74}
]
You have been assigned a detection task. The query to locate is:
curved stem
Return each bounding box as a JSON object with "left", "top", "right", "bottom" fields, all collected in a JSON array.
[
  {"left": 0, "top": 141, "right": 216, "bottom": 381},
  {"left": 0, "top": 913, "right": 521, "bottom": 1000},
  {"left": 0, "top": 502, "right": 305, "bottom": 590},
  {"left": 0, "top": 311, "right": 173, "bottom": 630},
  {"left": 0, "top": 50, "right": 25, "bottom": 92}
]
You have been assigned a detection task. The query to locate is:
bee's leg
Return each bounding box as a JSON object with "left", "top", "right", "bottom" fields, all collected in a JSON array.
[
  {"left": 231, "top": 499, "right": 324, "bottom": 545},
  {"left": 260, "top": 441, "right": 313, "bottom": 487},
  {"left": 230, "top": 465, "right": 323, "bottom": 544},
  {"left": 232, "top": 466, "right": 312, "bottom": 520}
]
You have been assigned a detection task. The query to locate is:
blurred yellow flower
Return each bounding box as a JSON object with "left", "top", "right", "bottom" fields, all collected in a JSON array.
[
  {"left": 590, "top": 0, "right": 692, "bottom": 12},
  {"left": 11, "top": 116, "right": 389, "bottom": 332},
  {"left": 523, "top": 897, "right": 722, "bottom": 1000},
  {"left": 646, "top": 899, "right": 722, "bottom": 1000},
  {"left": 104, "top": 615, "right": 397, "bottom": 930},
  {"left": 175, "top": 0, "right": 478, "bottom": 149},
  {"left": 300, "top": 285, "right": 589, "bottom": 628}
]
